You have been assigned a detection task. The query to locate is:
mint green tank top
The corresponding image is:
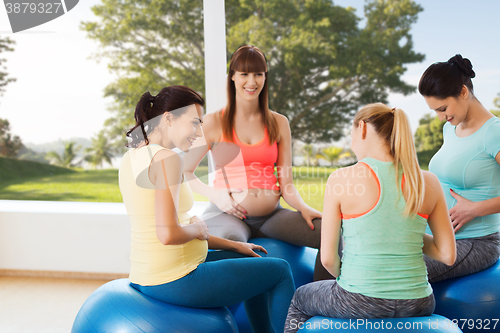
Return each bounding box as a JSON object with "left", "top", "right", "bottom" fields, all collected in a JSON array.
[
  {"left": 428, "top": 117, "right": 500, "bottom": 239},
  {"left": 337, "top": 157, "right": 432, "bottom": 299}
]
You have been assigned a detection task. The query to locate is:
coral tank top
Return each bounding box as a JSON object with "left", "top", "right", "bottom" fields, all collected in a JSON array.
[{"left": 212, "top": 110, "right": 279, "bottom": 191}]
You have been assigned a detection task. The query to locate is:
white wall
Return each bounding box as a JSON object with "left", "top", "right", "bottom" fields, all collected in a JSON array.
[
  {"left": 0, "top": 200, "right": 209, "bottom": 275},
  {"left": 0, "top": 1, "right": 224, "bottom": 277}
]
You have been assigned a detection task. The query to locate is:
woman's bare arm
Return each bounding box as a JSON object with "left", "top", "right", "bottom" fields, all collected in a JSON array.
[
  {"left": 422, "top": 171, "right": 457, "bottom": 266},
  {"left": 274, "top": 112, "right": 322, "bottom": 229},
  {"left": 151, "top": 149, "right": 208, "bottom": 245},
  {"left": 320, "top": 170, "right": 344, "bottom": 277}
]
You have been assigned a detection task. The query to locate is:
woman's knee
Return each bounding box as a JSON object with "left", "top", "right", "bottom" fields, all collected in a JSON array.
[
  {"left": 289, "top": 284, "right": 312, "bottom": 309},
  {"left": 204, "top": 215, "right": 251, "bottom": 241},
  {"left": 311, "top": 218, "right": 322, "bottom": 229},
  {"left": 219, "top": 226, "right": 251, "bottom": 242},
  {"left": 267, "top": 258, "right": 293, "bottom": 281}
]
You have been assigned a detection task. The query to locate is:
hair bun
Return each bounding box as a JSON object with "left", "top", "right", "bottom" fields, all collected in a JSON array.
[
  {"left": 448, "top": 54, "right": 475, "bottom": 79},
  {"left": 141, "top": 91, "right": 153, "bottom": 102}
]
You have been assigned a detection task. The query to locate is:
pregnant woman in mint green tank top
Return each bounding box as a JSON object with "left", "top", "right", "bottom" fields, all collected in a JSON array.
[
  {"left": 419, "top": 55, "right": 500, "bottom": 283},
  {"left": 285, "top": 103, "right": 456, "bottom": 332}
]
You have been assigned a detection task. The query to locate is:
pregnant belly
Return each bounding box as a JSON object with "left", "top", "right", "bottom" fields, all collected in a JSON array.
[{"left": 230, "top": 189, "right": 281, "bottom": 216}]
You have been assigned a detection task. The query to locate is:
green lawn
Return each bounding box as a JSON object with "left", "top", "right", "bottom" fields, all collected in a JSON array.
[
  {"left": 0, "top": 156, "right": 75, "bottom": 181},
  {"left": 280, "top": 166, "right": 336, "bottom": 211},
  {"left": 0, "top": 169, "right": 123, "bottom": 202},
  {"left": 0, "top": 156, "right": 336, "bottom": 210}
]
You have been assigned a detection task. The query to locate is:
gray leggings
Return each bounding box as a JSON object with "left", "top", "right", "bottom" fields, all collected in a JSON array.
[
  {"left": 202, "top": 202, "right": 336, "bottom": 281},
  {"left": 285, "top": 280, "right": 435, "bottom": 333},
  {"left": 424, "top": 232, "right": 500, "bottom": 283}
]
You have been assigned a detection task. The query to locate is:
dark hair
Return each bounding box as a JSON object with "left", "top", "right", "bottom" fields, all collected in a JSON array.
[
  {"left": 224, "top": 45, "right": 279, "bottom": 144},
  {"left": 126, "top": 85, "right": 204, "bottom": 148},
  {"left": 418, "top": 54, "right": 476, "bottom": 99}
]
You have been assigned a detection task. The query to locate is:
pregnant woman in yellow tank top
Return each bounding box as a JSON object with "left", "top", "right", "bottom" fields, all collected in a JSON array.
[{"left": 119, "top": 85, "right": 294, "bottom": 332}]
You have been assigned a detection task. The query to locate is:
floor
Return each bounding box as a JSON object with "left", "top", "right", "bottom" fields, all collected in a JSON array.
[{"left": 0, "top": 276, "right": 109, "bottom": 333}]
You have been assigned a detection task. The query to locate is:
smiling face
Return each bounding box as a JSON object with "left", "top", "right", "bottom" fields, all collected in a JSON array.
[
  {"left": 231, "top": 71, "right": 266, "bottom": 103},
  {"left": 423, "top": 86, "right": 470, "bottom": 126},
  {"left": 168, "top": 104, "right": 203, "bottom": 152}
]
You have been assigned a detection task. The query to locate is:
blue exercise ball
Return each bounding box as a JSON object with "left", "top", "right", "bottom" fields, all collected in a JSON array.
[
  {"left": 298, "top": 314, "right": 463, "bottom": 332},
  {"left": 71, "top": 278, "right": 238, "bottom": 333},
  {"left": 431, "top": 259, "right": 500, "bottom": 333},
  {"left": 228, "top": 238, "right": 318, "bottom": 333},
  {"left": 248, "top": 238, "right": 318, "bottom": 288}
]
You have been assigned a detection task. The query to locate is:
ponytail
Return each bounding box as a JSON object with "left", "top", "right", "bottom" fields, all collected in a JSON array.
[
  {"left": 391, "top": 107, "right": 424, "bottom": 216},
  {"left": 127, "top": 91, "right": 156, "bottom": 147},
  {"left": 126, "top": 86, "right": 205, "bottom": 148},
  {"left": 353, "top": 103, "right": 424, "bottom": 216}
]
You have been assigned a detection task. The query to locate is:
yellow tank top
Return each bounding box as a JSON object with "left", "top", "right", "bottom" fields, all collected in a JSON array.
[{"left": 119, "top": 144, "right": 207, "bottom": 286}]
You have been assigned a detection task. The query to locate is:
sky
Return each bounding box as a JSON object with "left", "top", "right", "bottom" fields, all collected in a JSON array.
[{"left": 1, "top": 0, "right": 499, "bottom": 144}]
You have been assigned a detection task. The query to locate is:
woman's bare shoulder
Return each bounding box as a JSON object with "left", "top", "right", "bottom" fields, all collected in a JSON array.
[
  {"left": 270, "top": 111, "right": 290, "bottom": 144},
  {"left": 270, "top": 110, "right": 289, "bottom": 125},
  {"left": 422, "top": 170, "right": 441, "bottom": 197},
  {"left": 329, "top": 163, "right": 367, "bottom": 181},
  {"left": 152, "top": 148, "right": 182, "bottom": 168},
  {"left": 203, "top": 110, "right": 223, "bottom": 126},
  {"left": 202, "top": 110, "right": 223, "bottom": 142}
]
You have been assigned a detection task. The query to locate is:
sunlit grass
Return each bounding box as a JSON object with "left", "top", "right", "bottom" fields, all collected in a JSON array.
[
  {"left": 281, "top": 166, "right": 337, "bottom": 211},
  {"left": 0, "top": 169, "right": 122, "bottom": 202},
  {"left": 0, "top": 164, "right": 338, "bottom": 210}
]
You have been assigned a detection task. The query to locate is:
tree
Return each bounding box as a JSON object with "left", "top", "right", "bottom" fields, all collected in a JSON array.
[
  {"left": 0, "top": 36, "right": 19, "bottom": 158},
  {"left": 83, "top": 0, "right": 424, "bottom": 147},
  {"left": 82, "top": 0, "right": 205, "bottom": 151},
  {"left": 0, "top": 36, "right": 16, "bottom": 96},
  {"left": 339, "top": 150, "right": 357, "bottom": 166},
  {"left": 301, "top": 144, "right": 314, "bottom": 166},
  {"left": 226, "top": 0, "right": 424, "bottom": 143},
  {"left": 311, "top": 151, "right": 325, "bottom": 167},
  {"left": 0, "top": 118, "right": 23, "bottom": 157},
  {"left": 413, "top": 113, "right": 445, "bottom": 168},
  {"left": 320, "top": 146, "right": 343, "bottom": 166},
  {"left": 46, "top": 141, "right": 81, "bottom": 167},
  {"left": 414, "top": 113, "right": 445, "bottom": 153},
  {"left": 17, "top": 145, "right": 48, "bottom": 164},
  {"left": 491, "top": 93, "right": 500, "bottom": 117},
  {"left": 83, "top": 131, "right": 114, "bottom": 169}
]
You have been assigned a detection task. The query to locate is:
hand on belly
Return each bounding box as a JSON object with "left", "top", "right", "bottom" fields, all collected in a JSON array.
[{"left": 230, "top": 188, "right": 281, "bottom": 217}]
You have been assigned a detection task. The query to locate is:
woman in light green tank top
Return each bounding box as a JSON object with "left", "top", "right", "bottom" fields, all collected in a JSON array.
[
  {"left": 419, "top": 54, "right": 500, "bottom": 283},
  {"left": 285, "top": 103, "right": 456, "bottom": 332}
]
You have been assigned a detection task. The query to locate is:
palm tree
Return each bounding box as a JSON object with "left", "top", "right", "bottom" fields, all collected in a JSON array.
[
  {"left": 45, "top": 141, "right": 81, "bottom": 167},
  {"left": 84, "top": 131, "right": 114, "bottom": 169},
  {"left": 311, "top": 151, "right": 325, "bottom": 167},
  {"left": 301, "top": 144, "right": 314, "bottom": 166},
  {"left": 339, "top": 150, "right": 357, "bottom": 165},
  {"left": 320, "top": 146, "right": 343, "bottom": 166}
]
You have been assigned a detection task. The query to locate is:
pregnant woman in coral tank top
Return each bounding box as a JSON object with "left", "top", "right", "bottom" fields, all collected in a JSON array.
[{"left": 184, "top": 45, "right": 334, "bottom": 280}]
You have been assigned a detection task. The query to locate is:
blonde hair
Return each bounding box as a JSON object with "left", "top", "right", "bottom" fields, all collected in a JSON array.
[{"left": 353, "top": 103, "right": 424, "bottom": 216}]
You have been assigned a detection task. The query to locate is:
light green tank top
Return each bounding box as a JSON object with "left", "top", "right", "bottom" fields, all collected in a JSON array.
[{"left": 337, "top": 157, "right": 432, "bottom": 299}]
